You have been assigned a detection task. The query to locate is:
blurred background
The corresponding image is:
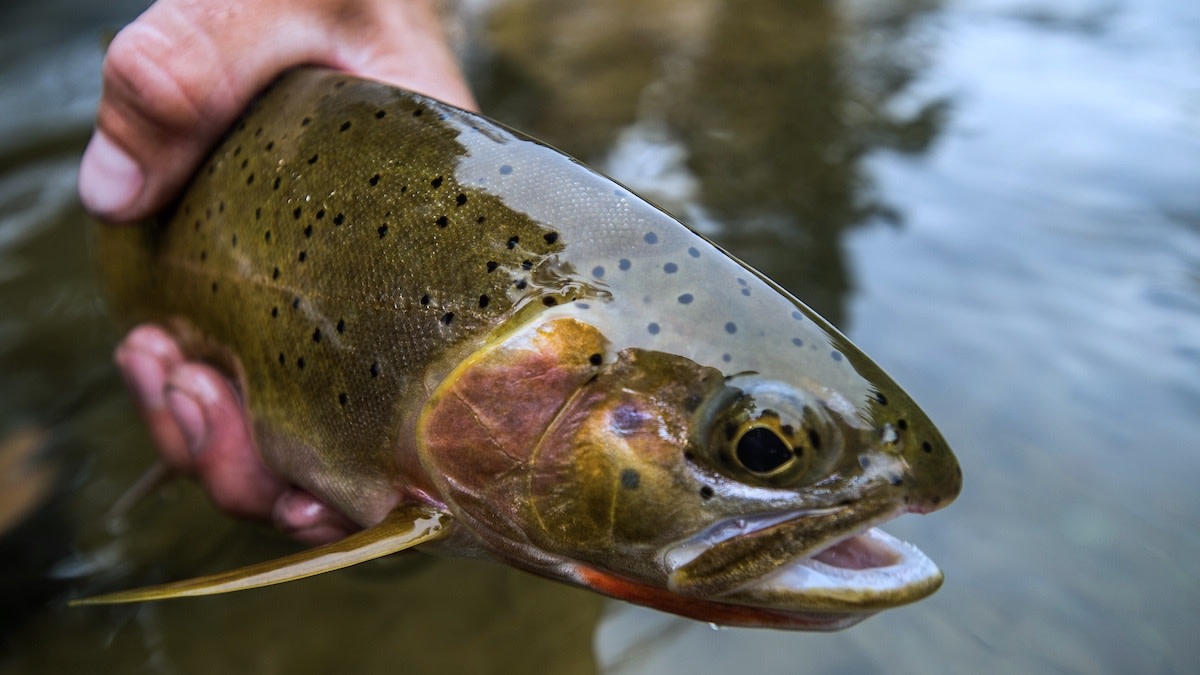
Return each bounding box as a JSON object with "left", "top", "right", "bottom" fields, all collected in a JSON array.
[{"left": 1, "top": 0, "right": 1197, "bottom": 672}]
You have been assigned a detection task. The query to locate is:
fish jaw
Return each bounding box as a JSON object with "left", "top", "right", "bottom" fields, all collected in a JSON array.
[{"left": 663, "top": 506, "right": 944, "bottom": 616}]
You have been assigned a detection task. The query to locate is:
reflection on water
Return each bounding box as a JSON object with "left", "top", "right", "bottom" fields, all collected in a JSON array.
[{"left": 1, "top": 0, "right": 1198, "bottom": 673}]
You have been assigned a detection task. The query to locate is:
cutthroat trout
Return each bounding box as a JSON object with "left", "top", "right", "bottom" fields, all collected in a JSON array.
[{"left": 79, "top": 68, "right": 961, "bottom": 630}]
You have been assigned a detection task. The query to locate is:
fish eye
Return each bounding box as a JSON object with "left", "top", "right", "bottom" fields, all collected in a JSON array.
[{"left": 735, "top": 427, "right": 794, "bottom": 474}]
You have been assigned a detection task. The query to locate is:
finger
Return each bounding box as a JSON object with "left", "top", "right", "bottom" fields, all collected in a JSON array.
[
  {"left": 114, "top": 324, "right": 192, "bottom": 472},
  {"left": 80, "top": 0, "right": 474, "bottom": 223},
  {"left": 165, "top": 363, "right": 287, "bottom": 520},
  {"left": 273, "top": 488, "right": 360, "bottom": 545}
]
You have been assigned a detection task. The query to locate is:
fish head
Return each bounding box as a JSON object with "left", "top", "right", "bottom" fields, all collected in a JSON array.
[{"left": 419, "top": 312, "right": 961, "bottom": 630}]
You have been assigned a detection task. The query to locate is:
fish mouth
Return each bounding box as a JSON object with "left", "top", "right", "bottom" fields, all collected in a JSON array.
[{"left": 663, "top": 508, "right": 943, "bottom": 624}]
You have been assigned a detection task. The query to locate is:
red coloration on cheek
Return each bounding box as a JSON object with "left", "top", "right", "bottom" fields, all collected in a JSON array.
[{"left": 570, "top": 565, "right": 863, "bottom": 630}]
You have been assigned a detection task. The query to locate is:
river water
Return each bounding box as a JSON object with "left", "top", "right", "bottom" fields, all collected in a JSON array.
[{"left": 1, "top": 0, "right": 1197, "bottom": 673}]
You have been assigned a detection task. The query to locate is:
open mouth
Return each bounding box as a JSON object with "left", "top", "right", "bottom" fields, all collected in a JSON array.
[{"left": 664, "top": 509, "right": 943, "bottom": 615}]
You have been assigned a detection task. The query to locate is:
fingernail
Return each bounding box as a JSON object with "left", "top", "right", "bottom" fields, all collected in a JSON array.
[
  {"left": 78, "top": 131, "right": 144, "bottom": 217},
  {"left": 167, "top": 389, "right": 207, "bottom": 457},
  {"left": 117, "top": 351, "right": 167, "bottom": 411}
]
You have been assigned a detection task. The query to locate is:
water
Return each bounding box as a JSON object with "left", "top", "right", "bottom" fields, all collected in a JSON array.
[{"left": 1, "top": 0, "right": 1198, "bottom": 672}]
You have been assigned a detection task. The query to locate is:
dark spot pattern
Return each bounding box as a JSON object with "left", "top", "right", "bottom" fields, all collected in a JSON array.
[
  {"left": 441, "top": 312, "right": 455, "bottom": 325},
  {"left": 431, "top": 176, "right": 443, "bottom": 188},
  {"left": 664, "top": 262, "right": 678, "bottom": 274},
  {"left": 699, "top": 486, "right": 715, "bottom": 500},
  {"left": 486, "top": 261, "right": 499, "bottom": 273},
  {"left": 336, "top": 319, "right": 345, "bottom": 333},
  {"left": 678, "top": 294, "right": 693, "bottom": 304},
  {"left": 831, "top": 350, "right": 844, "bottom": 362},
  {"left": 648, "top": 323, "right": 660, "bottom": 335},
  {"left": 507, "top": 236, "right": 519, "bottom": 249},
  {"left": 725, "top": 322, "right": 738, "bottom": 334},
  {"left": 544, "top": 232, "right": 559, "bottom": 244},
  {"left": 436, "top": 216, "right": 448, "bottom": 227},
  {"left": 312, "top": 328, "right": 322, "bottom": 343},
  {"left": 618, "top": 259, "right": 631, "bottom": 271},
  {"left": 792, "top": 337, "right": 804, "bottom": 347},
  {"left": 688, "top": 247, "right": 700, "bottom": 258},
  {"left": 499, "top": 164, "right": 513, "bottom": 175},
  {"left": 589, "top": 353, "right": 603, "bottom": 366},
  {"left": 370, "top": 362, "right": 380, "bottom": 378},
  {"left": 456, "top": 193, "right": 467, "bottom": 206},
  {"left": 338, "top": 392, "right": 348, "bottom": 406},
  {"left": 644, "top": 232, "right": 658, "bottom": 244},
  {"left": 592, "top": 266, "right": 605, "bottom": 278},
  {"left": 479, "top": 294, "right": 490, "bottom": 308},
  {"left": 620, "top": 469, "right": 641, "bottom": 490},
  {"left": 378, "top": 225, "right": 389, "bottom": 238}
]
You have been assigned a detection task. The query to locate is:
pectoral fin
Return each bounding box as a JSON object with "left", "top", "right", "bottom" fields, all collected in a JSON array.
[{"left": 71, "top": 504, "right": 451, "bottom": 606}]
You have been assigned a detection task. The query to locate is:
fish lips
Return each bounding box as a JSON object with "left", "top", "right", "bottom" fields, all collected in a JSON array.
[{"left": 663, "top": 506, "right": 943, "bottom": 619}]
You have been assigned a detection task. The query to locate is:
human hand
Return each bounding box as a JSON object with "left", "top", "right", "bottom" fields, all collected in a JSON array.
[{"left": 85, "top": 0, "right": 476, "bottom": 544}]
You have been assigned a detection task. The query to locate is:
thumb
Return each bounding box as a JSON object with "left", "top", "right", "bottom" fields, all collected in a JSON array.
[{"left": 79, "top": 0, "right": 471, "bottom": 223}]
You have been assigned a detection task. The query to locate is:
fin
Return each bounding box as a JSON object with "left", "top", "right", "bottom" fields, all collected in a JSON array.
[
  {"left": 104, "top": 460, "right": 173, "bottom": 526},
  {"left": 70, "top": 504, "right": 450, "bottom": 606}
]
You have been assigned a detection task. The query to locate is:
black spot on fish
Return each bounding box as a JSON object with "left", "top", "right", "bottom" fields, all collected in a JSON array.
[
  {"left": 231, "top": 234, "right": 238, "bottom": 247},
  {"left": 792, "top": 310, "right": 804, "bottom": 321},
  {"left": 792, "top": 338, "right": 804, "bottom": 347},
  {"left": 618, "top": 259, "right": 631, "bottom": 271},
  {"left": 338, "top": 392, "right": 348, "bottom": 406},
  {"left": 897, "top": 419, "right": 908, "bottom": 431},
  {"left": 507, "top": 236, "right": 519, "bottom": 249},
  {"left": 477, "top": 216, "right": 487, "bottom": 224},
  {"left": 544, "top": 232, "right": 559, "bottom": 245},
  {"left": 293, "top": 207, "right": 302, "bottom": 220},
  {"left": 644, "top": 232, "right": 658, "bottom": 244},
  {"left": 340, "top": 121, "right": 351, "bottom": 131},
  {"left": 831, "top": 350, "right": 843, "bottom": 362},
  {"left": 699, "top": 486, "right": 715, "bottom": 499},
  {"left": 200, "top": 250, "right": 207, "bottom": 261},
  {"left": 874, "top": 392, "right": 889, "bottom": 405},
  {"left": 741, "top": 288, "right": 751, "bottom": 296},
  {"left": 722, "top": 353, "right": 732, "bottom": 363},
  {"left": 420, "top": 294, "right": 430, "bottom": 306},
  {"left": 211, "top": 282, "right": 218, "bottom": 294},
  {"left": 297, "top": 356, "right": 306, "bottom": 369},
  {"left": 807, "top": 429, "right": 822, "bottom": 450},
  {"left": 378, "top": 225, "right": 388, "bottom": 238},
  {"left": 441, "top": 312, "right": 455, "bottom": 325},
  {"left": 247, "top": 174, "right": 255, "bottom": 185},
  {"left": 456, "top": 193, "right": 467, "bottom": 206},
  {"left": 922, "top": 441, "right": 933, "bottom": 453},
  {"left": 308, "top": 154, "right": 319, "bottom": 165},
  {"left": 273, "top": 176, "right": 281, "bottom": 190},
  {"left": 589, "top": 353, "right": 602, "bottom": 366},
  {"left": 298, "top": 251, "right": 307, "bottom": 262},
  {"left": 266, "top": 141, "right": 275, "bottom": 151},
  {"left": 375, "top": 110, "right": 386, "bottom": 119},
  {"left": 431, "top": 176, "right": 443, "bottom": 188},
  {"left": 304, "top": 224, "right": 313, "bottom": 238},
  {"left": 256, "top": 208, "right": 262, "bottom": 220},
  {"left": 479, "top": 294, "right": 490, "bottom": 308},
  {"left": 620, "top": 469, "right": 640, "bottom": 490},
  {"left": 436, "top": 216, "right": 448, "bottom": 227},
  {"left": 889, "top": 474, "right": 904, "bottom": 486},
  {"left": 486, "top": 261, "right": 499, "bottom": 273},
  {"left": 273, "top": 267, "right": 281, "bottom": 280},
  {"left": 521, "top": 260, "right": 533, "bottom": 271},
  {"left": 725, "top": 322, "right": 738, "bottom": 334},
  {"left": 271, "top": 307, "right": 278, "bottom": 318},
  {"left": 194, "top": 220, "right": 202, "bottom": 231},
  {"left": 678, "top": 294, "right": 693, "bottom": 304},
  {"left": 312, "top": 328, "right": 322, "bottom": 343},
  {"left": 515, "top": 279, "right": 528, "bottom": 291},
  {"left": 369, "top": 174, "right": 380, "bottom": 186},
  {"left": 592, "top": 266, "right": 605, "bottom": 278},
  {"left": 412, "top": 108, "right": 423, "bottom": 117},
  {"left": 278, "top": 352, "right": 285, "bottom": 366},
  {"left": 542, "top": 297, "right": 558, "bottom": 307},
  {"left": 301, "top": 117, "right": 311, "bottom": 126},
  {"left": 688, "top": 247, "right": 700, "bottom": 258},
  {"left": 648, "top": 323, "right": 660, "bottom": 335},
  {"left": 664, "top": 262, "right": 678, "bottom": 274},
  {"left": 499, "top": 165, "right": 512, "bottom": 175},
  {"left": 370, "top": 362, "right": 380, "bottom": 378},
  {"left": 333, "top": 213, "right": 345, "bottom": 225},
  {"left": 292, "top": 297, "right": 300, "bottom": 310},
  {"left": 316, "top": 209, "right": 325, "bottom": 220},
  {"left": 336, "top": 319, "right": 345, "bottom": 334}
]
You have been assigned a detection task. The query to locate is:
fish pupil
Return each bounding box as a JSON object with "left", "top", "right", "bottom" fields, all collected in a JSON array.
[{"left": 735, "top": 428, "right": 793, "bottom": 473}]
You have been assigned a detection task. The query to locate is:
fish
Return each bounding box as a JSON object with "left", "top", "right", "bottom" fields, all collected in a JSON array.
[{"left": 77, "top": 67, "right": 962, "bottom": 630}]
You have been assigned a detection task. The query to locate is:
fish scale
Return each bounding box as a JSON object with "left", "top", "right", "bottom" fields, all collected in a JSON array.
[{"left": 88, "top": 68, "right": 960, "bottom": 629}]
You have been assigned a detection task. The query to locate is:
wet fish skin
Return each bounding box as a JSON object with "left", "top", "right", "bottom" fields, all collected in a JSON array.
[{"left": 93, "top": 68, "right": 961, "bottom": 628}]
